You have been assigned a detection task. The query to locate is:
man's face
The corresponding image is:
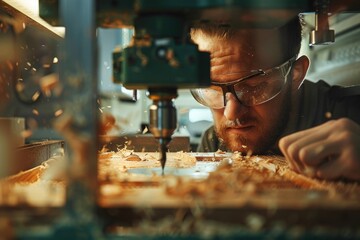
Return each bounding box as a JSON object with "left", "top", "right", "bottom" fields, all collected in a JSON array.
[{"left": 192, "top": 29, "right": 294, "bottom": 154}]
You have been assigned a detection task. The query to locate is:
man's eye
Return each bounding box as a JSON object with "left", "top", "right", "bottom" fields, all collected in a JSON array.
[
  {"left": 236, "top": 77, "right": 268, "bottom": 89},
  {"left": 248, "top": 82, "right": 267, "bottom": 92}
]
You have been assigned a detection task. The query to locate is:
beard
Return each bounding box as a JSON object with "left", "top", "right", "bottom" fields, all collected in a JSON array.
[{"left": 214, "top": 83, "right": 292, "bottom": 154}]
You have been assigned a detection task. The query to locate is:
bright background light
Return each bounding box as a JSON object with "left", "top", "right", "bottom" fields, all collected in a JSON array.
[{"left": 189, "top": 108, "right": 212, "bottom": 123}]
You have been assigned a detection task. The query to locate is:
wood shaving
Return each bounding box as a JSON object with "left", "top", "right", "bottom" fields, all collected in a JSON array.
[{"left": 125, "top": 154, "right": 142, "bottom": 161}]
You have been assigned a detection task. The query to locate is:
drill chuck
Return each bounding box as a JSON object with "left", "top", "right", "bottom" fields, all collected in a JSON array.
[{"left": 149, "top": 99, "right": 177, "bottom": 140}]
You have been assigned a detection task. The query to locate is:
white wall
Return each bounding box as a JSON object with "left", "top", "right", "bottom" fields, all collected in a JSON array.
[{"left": 300, "top": 13, "right": 360, "bottom": 86}]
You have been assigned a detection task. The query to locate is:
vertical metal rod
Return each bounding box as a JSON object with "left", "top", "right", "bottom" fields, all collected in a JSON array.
[{"left": 59, "top": 0, "right": 98, "bottom": 226}]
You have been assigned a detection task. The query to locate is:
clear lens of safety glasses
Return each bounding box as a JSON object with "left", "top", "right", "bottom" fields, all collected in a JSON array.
[{"left": 190, "top": 86, "right": 225, "bottom": 109}]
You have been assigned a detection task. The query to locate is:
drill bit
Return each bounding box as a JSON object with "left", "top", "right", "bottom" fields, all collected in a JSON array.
[{"left": 159, "top": 138, "right": 169, "bottom": 175}]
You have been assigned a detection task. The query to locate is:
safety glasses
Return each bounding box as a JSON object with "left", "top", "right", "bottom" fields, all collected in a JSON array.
[{"left": 191, "top": 56, "right": 297, "bottom": 109}]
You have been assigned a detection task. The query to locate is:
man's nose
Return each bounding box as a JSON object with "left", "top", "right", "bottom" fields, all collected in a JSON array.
[{"left": 223, "top": 92, "right": 247, "bottom": 120}]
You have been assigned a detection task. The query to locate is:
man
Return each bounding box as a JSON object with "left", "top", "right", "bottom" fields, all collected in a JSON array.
[{"left": 190, "top": 15, "right": 360, "bottom": 181}]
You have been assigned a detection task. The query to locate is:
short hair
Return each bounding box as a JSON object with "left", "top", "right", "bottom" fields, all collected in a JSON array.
[
  {"left": 191, "top": 15, "right": 304, "bottom": 61},
  {"left": 279, "top": 15, "right": 304, "bottom": 60}
]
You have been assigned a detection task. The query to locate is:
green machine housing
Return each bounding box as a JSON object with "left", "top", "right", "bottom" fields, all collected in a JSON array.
[{"left": 112, "top": 15, "right": 210, "bottom": 89}]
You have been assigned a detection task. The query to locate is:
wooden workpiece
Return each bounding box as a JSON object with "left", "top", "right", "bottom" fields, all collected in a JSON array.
[
  {"left": 1, "top": 150, "right": 360, "bottom": 233},
  {"left": 97, "top": 151, "right": 360, "bottom": 209}
]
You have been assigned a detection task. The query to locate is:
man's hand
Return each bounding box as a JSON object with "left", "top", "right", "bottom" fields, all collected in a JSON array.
[{"left": 279, "top": 118, "right": 360, "bottom": 181}]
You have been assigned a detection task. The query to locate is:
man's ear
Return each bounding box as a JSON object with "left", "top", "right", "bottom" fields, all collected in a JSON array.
[{"left": 291, "top": 55, "right": 310, "bottom": 90}]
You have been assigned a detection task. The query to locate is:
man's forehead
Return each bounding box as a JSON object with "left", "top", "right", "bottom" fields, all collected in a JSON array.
[{"left": 194, "top": 28, "right": 284, "bottom": 68}]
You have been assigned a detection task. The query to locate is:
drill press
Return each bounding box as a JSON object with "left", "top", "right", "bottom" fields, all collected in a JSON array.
[
  {"left": 113, "top": 14, "right": 210, "bottom": 172},
  {"left": 38, "top": 0, "right": 313, "bottom": 173}
]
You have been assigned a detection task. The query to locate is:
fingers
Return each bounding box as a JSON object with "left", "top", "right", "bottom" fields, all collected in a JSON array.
[
  {"left": 280, "top": 120, "right": 336, "bottom": 144},
  {"left": 279, "top": 121, "right": 335, "bottom": 172},
  {"left": 279, "top": 126, "right": 333, "bottom": 171},
  {"left": 315, "top": 157, "right": 345, "bottom": 180},
  {"left": 298, "top": 140, "right": 339, "bottom": 167},
  {"left": 279, "top": 118, "right": 360, "bottom": 181}
]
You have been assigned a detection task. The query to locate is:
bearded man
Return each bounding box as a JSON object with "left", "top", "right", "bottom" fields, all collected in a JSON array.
[{"left": 190, "top": 16, "right": 360, "bottom": 181}]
